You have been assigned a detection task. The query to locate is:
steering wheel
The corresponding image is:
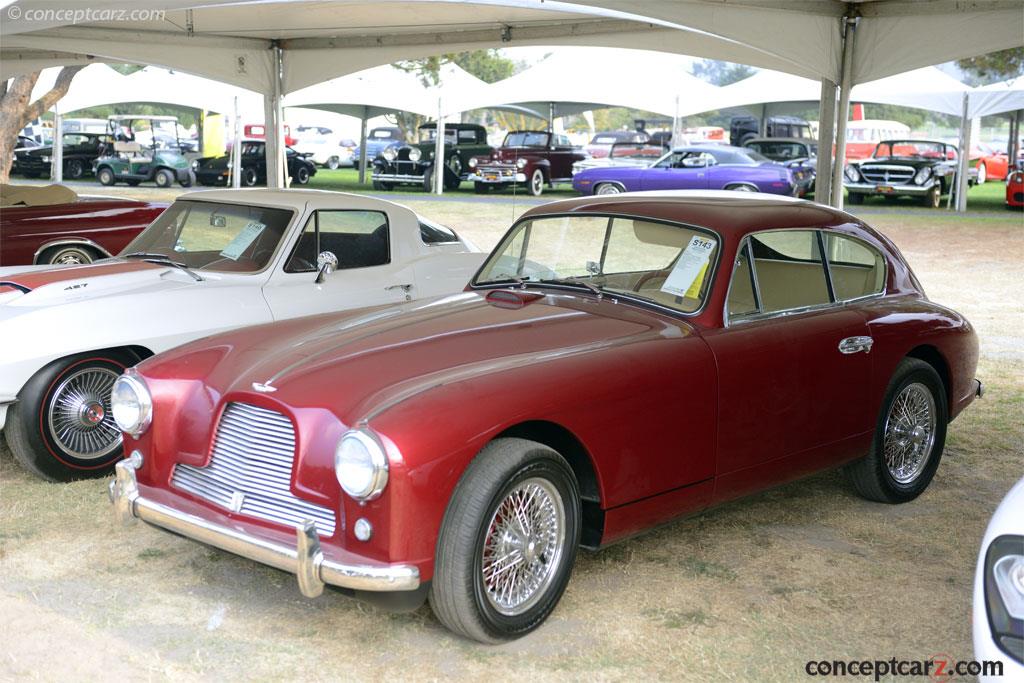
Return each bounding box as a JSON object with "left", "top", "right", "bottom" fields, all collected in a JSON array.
[{"left": 632, "top": 269, "right": 671, "bottom": 292}]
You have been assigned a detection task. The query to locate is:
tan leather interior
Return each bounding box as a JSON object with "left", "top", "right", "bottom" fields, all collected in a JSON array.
[
  {"left": 114, "top": 140, "right": 152, "bottom": 163},
  {"left": 726, "top": 258, "right": 879, "bottom": 317},
  {"left": 0, "top": 183, "right": 78, "bottom": 207}
]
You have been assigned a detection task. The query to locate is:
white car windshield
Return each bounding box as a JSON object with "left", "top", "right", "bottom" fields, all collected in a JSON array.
[
  {"left": 474, "top": 214, "right": 720, "bottom": 314},
  {"left": 121, "top": 200, "right": 293, "bottom": 273}
]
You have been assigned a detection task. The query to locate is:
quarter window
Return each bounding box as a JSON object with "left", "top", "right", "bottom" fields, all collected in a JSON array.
[
  {"left": 727, "top": 230, "right": 831, "bottom": 321},
  {"left": 822, "top": 232, "right": 886, "bottom": 300},
  {"left": 419, "top": 219, "right": 460, "bottom": 245},
  {"left": 285, "top": 210, "right": 389, "bottom": 272}
]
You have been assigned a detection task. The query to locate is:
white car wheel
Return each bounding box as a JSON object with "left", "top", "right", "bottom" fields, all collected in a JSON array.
[
  {"left": 977, "top": 163, "right": 987, "bottom": 185},
  {"left": 595, "top": 183, "right": 622, "bottom": 195}
]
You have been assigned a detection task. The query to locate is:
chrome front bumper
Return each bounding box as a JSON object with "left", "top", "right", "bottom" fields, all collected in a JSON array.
[
  {"left": 109, "top": 461, "right": 420, "bottom": 597},
  {"left": 371, "top": 172, "right": 426, "bottom": 183},
  {"left": 467, "top": 171, "right": 526, "bottom": 183},
  {"left": 844, "top": 181, "right": 935, "bottom": 196}
]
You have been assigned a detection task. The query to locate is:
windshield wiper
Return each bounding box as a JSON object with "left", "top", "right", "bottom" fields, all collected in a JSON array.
[
  {"left": 478, "top": 275, "right": 526, "bottom": 288},
  {"left": 123, "top": 252, "right": 203, "bottom": 282},
  {"left": 534, "top": 278, "right": 605, "bottom": 299}
]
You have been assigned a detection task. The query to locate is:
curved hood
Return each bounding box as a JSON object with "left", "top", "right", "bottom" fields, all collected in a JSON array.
[
  {"left": 0, "top": 261, "right": 187, "bottom": 308},
  {"left": 144, "top": 290, "right": 693, "bottom": 425}
]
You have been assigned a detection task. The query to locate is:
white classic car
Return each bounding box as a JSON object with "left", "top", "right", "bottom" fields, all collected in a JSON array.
[
  {"left": 0, "top": 189, "right": 483, "bottom": 481},
  {"left": 973, "top": 477, "right": 1024, "bottom": 681}
]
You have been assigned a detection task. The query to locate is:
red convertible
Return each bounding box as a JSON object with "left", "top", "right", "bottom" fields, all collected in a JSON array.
[
  {"left": 1, "top": 185, "right": 166, "bottom": 265},
  {"left": 110, "top": 191, "right": 981, "bottom": 642}
]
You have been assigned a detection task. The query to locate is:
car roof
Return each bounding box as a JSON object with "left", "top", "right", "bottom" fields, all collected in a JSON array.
[
  {"left": 519, "top": 191, "right": 870, "bottom": 241},
  {"left": 745, "top": 137, "right": 818, "bottom": 145},
  {"left": 671, "top": 144, "right": 748, "bottom": 153},
  {"left": 174, "top": 188, "right": 417, "bottom": 215}
]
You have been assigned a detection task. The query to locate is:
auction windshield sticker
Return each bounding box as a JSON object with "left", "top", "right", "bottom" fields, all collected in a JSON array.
[
  {"left": 804, "top": 654, "right": 1004, "bottom": 681},
  {"left": 661, "top": 235, "right": 716, "bottom": 299}
]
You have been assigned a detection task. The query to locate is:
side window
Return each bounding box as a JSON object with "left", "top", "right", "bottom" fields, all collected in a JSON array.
[
  {"left": 726, "top": 240, "right": 758, "bottom": 318},
  {"left": 822, "top": 232, "right": 886, "bottom": 300},
  {"left": 419, "top": 219, "right": 460, "bottom": 245},
  {"left": 285, "top": 210, "right": 389, "bottom": 272},
  {"left": 746, "top": 230, "right": 831, "bottom": 315}
]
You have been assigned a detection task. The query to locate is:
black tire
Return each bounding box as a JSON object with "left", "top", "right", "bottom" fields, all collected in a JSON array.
[
  {"left": 41, "top": 244, "right": 95, "bottom": 265},
  {"left": 351, "top": 160, "right": 360, "bottom": 171},
  {"left": 179, "top": 171, "right": 194, "bottom": 188},
  {"left": 846, "top": 192, "right": 864, "bottom": 205},
  {"left": 528, "top": 168, "right": 545, "bottom": 197},
  {"left": 65, "top": 159, "right": 85, "bottom": 179},
  {"left": 242, "top": 167, "right": 259, "bottom": 187},
  {"left": 448, "top": 155, "right": 463, "bottom": 179},
  {"left": 422, "top": 167, "right": 435, "bottom": 192},
  {"left": 845, "top": 358, "right": 948, "bottom": 504},
  {"left": 293, "top": 165, "right": 311, "bottom": 185},
  {"left": 429, "top": 438, "right": 581, "bottom": 643},
  {"left": 154, "top": 168, "right": 174, "bottom": 188},
  {"left": 921, "top": 185, "right": 941, "bottom": 208},
  {"left": 4, "top": 350, "right": 136, "bottom": 482},
  {"left": 97, "top": 167, "right": 115, "bottom": 186}
]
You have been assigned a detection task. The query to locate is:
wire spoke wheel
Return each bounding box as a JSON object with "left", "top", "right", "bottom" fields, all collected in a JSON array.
[
  {"left": 46, "top": 366, "right": 122, "bottom": 460},
  {"left": 883, "top": 382, "right": 937, "bottom": 484},
  {"left": 481, "top": 477, "right": 566, "bottom": 616}
]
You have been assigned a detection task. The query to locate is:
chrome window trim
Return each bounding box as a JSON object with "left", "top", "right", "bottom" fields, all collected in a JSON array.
[
  {"left": 33, "top": 237, "right": 113, "bottom": 263},
  {"left": 469, "top": 210, "right": 723, "bottom": 319},
  {"left": 724, "top": 227, "right": 889, "bottom": 328},
  {"left": 282, "top": 208, "right": 392, "bottom": 274}
]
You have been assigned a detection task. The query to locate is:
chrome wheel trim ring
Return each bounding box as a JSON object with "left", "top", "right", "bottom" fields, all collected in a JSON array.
[
  {"left": 731, "top": 184, "right": 756, "bottom": 192},
  {"left": 52, "top": 248, "right": 91, "bottom": 265},
  {"left": 883, "top": 382, "right": 937, "bottom": 484},
  {"left": 46, "top": 366, "right": 122, "bottom": 460},
  {"left": 531, "top": 170, "right": 543, "bottom": 194},
  {"left": 596, "top": 183, "right": 621, "bottom": 195},
  {"left": 481, "top": 477, "right": 566, "bottom": 616}
]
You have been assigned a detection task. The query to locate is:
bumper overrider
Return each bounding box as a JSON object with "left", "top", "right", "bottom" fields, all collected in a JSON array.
[{"left": 109, "top": 460, "right": 420, "bottom": 597}]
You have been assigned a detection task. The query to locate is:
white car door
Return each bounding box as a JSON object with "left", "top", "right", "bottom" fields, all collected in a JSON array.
[{"left": 262, "top": 208, "right": 415, "bottom": 320}]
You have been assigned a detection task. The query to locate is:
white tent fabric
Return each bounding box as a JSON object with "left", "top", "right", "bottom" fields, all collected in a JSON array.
[
  {"left": 851, "top": 67, "right": 970, "bottom": 118},
  {"left": 284, "top": 65, "right": 437, "bottom": 119},
  {"left": 450, "top": 47, "right": 719, "bottom": 118},
  {"left": 29, "top": 63, "right": 262, "bottom": 116},
  {"left": 693, "top": 70, "right": 822, "bottom": 117},
  {"left": 970, "top": 76, "right": 1024, "bottom": 118}
]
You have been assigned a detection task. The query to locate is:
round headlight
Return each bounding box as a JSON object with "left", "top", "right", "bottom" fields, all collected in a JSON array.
[
  {"left": 468, "top": 157, "right": 477, "bottom": 168},
  {"left": 914, "top": 166, "right": 932, "bottom": 185},
  {"left": 407, "top": 147, "right": 422, "bottom": 162},
  {"left": 382, "top": 145, "right": 398, "bottom": 162},
  {"left": 844, "top": 165, "right": 860, "bottom": 182},
  {"left": 334, "top": 429, "right": 389, "bottom": 501},
  {"left": 516, "top": 158, "right": 527, "bottom": 169},
  {"left": 111, "top": 372, "right": 152, "bottom": 437}
]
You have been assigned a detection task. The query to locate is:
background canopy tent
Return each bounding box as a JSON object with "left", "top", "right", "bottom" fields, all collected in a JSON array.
[{"left": 2, "top": 0, "right": 1021, "bottom": 198}]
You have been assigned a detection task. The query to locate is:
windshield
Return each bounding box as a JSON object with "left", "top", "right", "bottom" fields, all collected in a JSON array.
[
  {"left": 610, "top": 144, "right": 665, "bottom": 159},
  {"left": 419, "top": 128, "right": 458, "bottom": 144},
  {"left": 503, "top": 132, "right": 549, "bottom": 147},
  {"left": 874, "top": 140, "right": 953, "bottom": 160},
  {"left": 474, "top": 215, "right": 719, "bottom": 314},
  {"left": 747, "top": 141, "right": 814, "bottom": 160},
  {"left": 120, "top": 200, "right": 294, "bottom": 273}
]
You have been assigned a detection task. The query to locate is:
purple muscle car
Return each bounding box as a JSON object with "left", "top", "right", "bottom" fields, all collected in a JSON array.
[{"left": 572, "top": 145, "right": 799, "bottom": 196}]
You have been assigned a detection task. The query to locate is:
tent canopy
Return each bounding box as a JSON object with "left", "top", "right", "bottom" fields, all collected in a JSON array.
[{"left": 452, "top": 47, "right": 719, "bottom": 119}]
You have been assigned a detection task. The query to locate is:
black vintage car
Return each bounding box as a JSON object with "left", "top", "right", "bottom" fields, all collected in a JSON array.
[
  {"left": 843, "top": 139, "right": 963, "bottom": 208},
  {"left": 743, "top": 137, "right": 818, "bottom": 196},
  {"left": 193, "top": 140, "right": 317, "bottom": 186},
  {"left": 729, "top": 115, "right": 813, "bottom": 147},
  {"left": 13, "top": 132, "right": 113, "bottom": 180},
  {"left": 371, "top": 123, "right": 492, "bottom": 191}
]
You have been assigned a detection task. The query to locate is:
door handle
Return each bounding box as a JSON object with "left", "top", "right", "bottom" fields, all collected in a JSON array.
[
  {"left": 838, "top": 336, "right": 874, "bottom": 354},
  {"left": 386, "top": 283, "right": 413, "bottom": 301}
]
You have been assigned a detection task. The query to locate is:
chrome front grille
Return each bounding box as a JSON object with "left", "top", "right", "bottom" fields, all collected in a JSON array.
[
  {"left": 171, "top": 402, "right": 336, "bottom": 536},
  {"left": 860, "top": 164, "right": 915, "bottom": 185}
]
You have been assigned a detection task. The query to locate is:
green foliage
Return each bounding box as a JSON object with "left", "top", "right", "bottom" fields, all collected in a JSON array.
[
  {"left": 956, "top": 48, "right": 1024, "bottom": 86},
  {"left": 690, "top": 59, "right": 756, "bottom": 86}
]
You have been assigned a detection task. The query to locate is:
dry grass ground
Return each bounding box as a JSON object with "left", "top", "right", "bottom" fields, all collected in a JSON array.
[{"left": 1, "top": 195, "right": 1021, "bottom": 681}]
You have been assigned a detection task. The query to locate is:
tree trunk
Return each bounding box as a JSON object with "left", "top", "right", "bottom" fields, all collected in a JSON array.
[{"left": 0, "top": 66, "right": 85, "bottom": 184}]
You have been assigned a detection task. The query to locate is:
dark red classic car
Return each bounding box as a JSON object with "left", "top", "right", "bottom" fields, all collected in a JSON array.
[
  {"left": 467, "top": 130, "right": 588, "bottom": 196},
  {"left": 110, "top": 191, "right": 980, "bottom": 643},
  {"left": 0, "top": 185, "right": 167, "bottom": 265}
]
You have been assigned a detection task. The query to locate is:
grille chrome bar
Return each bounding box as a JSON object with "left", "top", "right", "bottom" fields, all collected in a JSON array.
[
  {"left": 860, "top": 164, "right": 915, "bottom": 184},
  {"left": 172, "top": 402, "right": 336, "bottom": 536}
]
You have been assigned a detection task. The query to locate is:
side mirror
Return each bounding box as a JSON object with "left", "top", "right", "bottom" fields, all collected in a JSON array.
[{"left": 315, "top": 251, "right": 338, "bottom": 284}]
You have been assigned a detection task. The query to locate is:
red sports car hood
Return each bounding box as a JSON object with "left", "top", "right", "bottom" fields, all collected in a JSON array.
[{"left": 142, "top": 290, "right": 693, "bottom": 425}]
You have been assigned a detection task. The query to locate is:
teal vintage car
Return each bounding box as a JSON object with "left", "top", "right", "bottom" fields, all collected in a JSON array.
[{"left": 93, "top": 115, "right": 195, "bottom": 188}]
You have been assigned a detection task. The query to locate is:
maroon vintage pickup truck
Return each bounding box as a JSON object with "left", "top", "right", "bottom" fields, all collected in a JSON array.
[
  {"left": 467, "top": 130, "right": 588, "bottom": 196},
  {"left": 0, "top": 185, "right": 167, "bottom": 266}
]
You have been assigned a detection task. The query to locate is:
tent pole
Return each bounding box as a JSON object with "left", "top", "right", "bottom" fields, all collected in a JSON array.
[
  {"left": 759, "top": 102, "right": 767, "bottom": 137},
  {"left": 830, "top": 15, "right": 858, "bottom": 210},
  {"left": 263, "top": 44, "right": 286, "bottom": 189},
  {"left": 52, "top": 103, "right": 63, "bottom": 184},
  {"left": 434, "top": 97, "right": 445, "bottom": 195},
  {"left": 231, "top": 95, "right": 242, "bottom": 188},
  {"left": 358, "top": 106, "right": 368, "bottom": 184},
  {"left": 672, "top": 94, "right": 680, "bottom": 149},
  {"left": 956, "top": 92, "right": 971, "bottom": 213},
  {"left": 548, "top": 102, "right": 554, "bottom": 134},
  {"left": 816, "top": 78, "right": 837, "bottom": 206}
]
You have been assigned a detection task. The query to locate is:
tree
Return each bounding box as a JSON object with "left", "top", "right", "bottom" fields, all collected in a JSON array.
[
  {"left": 0, "top": 66, "right": 85, "bottom": 183},
  {"left": 691, "top": 59, "right": 755, "bottom": 86},
  {"left": 956, "top": 48, "right": 1024, "bottom": 86}
]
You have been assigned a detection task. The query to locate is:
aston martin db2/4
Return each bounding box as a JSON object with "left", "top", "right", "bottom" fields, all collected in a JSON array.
[
  {"left": 0, "top": 189, "right": 482, "bottom": 481},
  {"left": 109, "top": 191, "right": 980, "bottom": 643}
]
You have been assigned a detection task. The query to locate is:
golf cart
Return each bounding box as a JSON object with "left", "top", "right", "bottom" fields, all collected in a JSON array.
[{"left": 93, "top": 115, "right": 195, "bottom": 188}]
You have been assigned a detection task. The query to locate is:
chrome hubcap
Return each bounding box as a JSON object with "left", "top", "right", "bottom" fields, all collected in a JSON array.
[
  {"left": 481, "top": 477, "right": 565, "bottom": 616},
  {"left": 54, "top": 250, "right": 89, "bottom": 265},
  {"left": 47, "top": 367, "right": 121, "bottom": 460},
  {"left": 884, "top": 382, "right": 936, "bottom": 484}
]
